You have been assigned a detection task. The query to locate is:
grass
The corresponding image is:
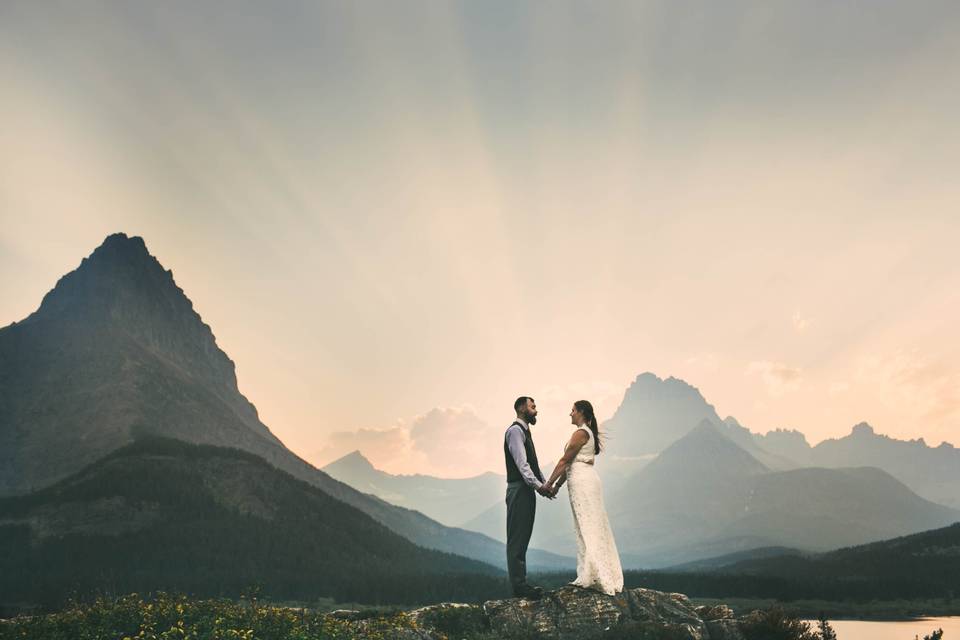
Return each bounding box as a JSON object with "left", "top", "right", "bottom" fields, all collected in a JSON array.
[
  {"left": 0, "top": 591, "right": 420, "bottom": 640},
  {"left": 3, "top": 589, "right": 954, "bottom": 640}
]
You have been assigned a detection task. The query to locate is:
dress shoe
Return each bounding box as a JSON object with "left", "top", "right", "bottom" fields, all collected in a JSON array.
[{"left": 513, "top": 584, "right": 545, "bottom": 599}]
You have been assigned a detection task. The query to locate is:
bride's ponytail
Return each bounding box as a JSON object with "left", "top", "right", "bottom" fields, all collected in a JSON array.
[{"left": 575, "top": 399, "right": 602, "bottom": 454}]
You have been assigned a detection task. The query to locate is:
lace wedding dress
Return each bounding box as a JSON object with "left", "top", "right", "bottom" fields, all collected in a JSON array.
[{"left": 565, "top": 425, "right": 624, "bottom": 595}]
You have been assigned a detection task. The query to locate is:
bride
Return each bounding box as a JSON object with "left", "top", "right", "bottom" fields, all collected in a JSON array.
[{"left": 542, "top": 400, "right": 623, "bottom": 595}]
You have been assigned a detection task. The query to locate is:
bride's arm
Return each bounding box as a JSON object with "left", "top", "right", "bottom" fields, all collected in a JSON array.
[
  {"left": 543, "top": 431, "right": 589, "bottom": 493},
  {"left": 554, "top": 467, "right": 568, "bottom": 491}
]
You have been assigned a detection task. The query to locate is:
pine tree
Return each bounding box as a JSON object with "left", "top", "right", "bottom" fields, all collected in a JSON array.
[{"left": 816, "top": 612, "right": 836, "bottom": 640}]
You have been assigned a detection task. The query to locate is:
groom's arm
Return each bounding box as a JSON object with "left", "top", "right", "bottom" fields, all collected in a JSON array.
[{"left": 506, "top": 426, "right": 544, "bottom": 490}]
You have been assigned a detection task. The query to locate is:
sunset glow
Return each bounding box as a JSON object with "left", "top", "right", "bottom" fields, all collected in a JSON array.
[{"left": 2, "top": 1, "right": 958, "bottom": 476}]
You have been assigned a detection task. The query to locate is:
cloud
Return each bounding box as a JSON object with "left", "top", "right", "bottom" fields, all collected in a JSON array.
[
  {"left": 855, "top": 348, "right": 960, "bottom": 433},
  {"left": 746, "top": 360, "right": 804, "bottom": 396},
  {"left": 311, "top": 406, "right": 502, "bottom": 478},
  {"left": 408, "top": 407, "right": 502, "bottom": 477},
  {"left": 311, "top": 424, "right": 415, "bottom": 473}
]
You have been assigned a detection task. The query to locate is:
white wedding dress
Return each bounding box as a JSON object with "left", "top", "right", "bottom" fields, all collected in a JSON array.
[{"left": 565, "top": 425, "right": 624, "bottom": 595}]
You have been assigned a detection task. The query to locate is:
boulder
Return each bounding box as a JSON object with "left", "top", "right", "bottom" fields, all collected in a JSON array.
[
  {"left": 383, "top": 585, "right": 752, "bottom": 639},
  {"left": 479, "top": 585, "right": 722, "bottom": 639}
]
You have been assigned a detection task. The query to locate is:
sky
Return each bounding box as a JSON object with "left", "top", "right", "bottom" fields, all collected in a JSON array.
[{"left": 2, "top": 1, "right": 959, "bottom": 477}]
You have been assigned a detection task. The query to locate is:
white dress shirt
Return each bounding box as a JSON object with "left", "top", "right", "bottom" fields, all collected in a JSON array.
[{"left": 505, "top": 417, "right": 543, "bottom": 489}]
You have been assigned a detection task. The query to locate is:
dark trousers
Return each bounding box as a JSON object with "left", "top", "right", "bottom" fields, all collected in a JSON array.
[{"left": 505, "top": 483, "right": 536, "bottom": 590}]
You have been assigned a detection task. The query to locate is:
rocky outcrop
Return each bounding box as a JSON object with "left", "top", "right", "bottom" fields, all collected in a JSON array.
[{"left": 404, "top": 585, "right": 747, "bottom": 640}]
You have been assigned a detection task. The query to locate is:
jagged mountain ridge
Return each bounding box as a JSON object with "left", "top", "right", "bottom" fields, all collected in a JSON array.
[
  {"left": 0, "top": 233, "right": 569, "bottom": 570},
  {"left": 606, "top": 372, "right": 960, "bottom": 509},
  {"left": 313, "top": 369, "right": 959, "bottom": 568},
  {"left": 602, "top": 372, "right": 799, "bottom": 470},
  {"left": 463, "top": 420, "right": 960, "bottom": 568},
  {"left": 606, "top": 421, "right": 960, "bottom": 567},
  {"left": 754, "top": 422, "right": 960, "bottom": 509}
]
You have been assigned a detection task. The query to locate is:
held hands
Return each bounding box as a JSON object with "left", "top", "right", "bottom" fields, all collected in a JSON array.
[{"left": 537, "top": 483, "right": 558, "bottom": 499}]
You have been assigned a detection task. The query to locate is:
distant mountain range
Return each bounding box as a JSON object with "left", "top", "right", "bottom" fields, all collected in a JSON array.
[
  {"left": 458, "top": 419, "right": 960, "bottom": 567},
  {"left": 332, "top": 372, "right": 960, "bottom": 568},
  {"left": 0, "top": 436, "right": 507, "bottom": 610},
  {"left": 606, "top": 420, "right": 960, "bottom": 567},
  {"left": 4, "top": 231, "right": 957, "bottom": 594},
  {"left": 603, "top": 373, "right": 960, "bottom": 512},
  {"left": 321, "top": 451, "right": 590, "bottom": 568},
  {"left": 755, "top": 422, "right": 960, "bottom": 509},
  {"left": 0, "top": 233, "right": 568, "bottom": 572},
  {"left": 323, "top": 450, "right": 505, "bottom": 528}
]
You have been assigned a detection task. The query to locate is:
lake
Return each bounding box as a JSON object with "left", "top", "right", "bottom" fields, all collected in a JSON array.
[{"left": 802, "top": 617, "right": 960, "bottom": 640}]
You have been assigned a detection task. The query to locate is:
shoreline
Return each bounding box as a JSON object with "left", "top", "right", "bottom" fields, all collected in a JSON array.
[{"left": 688, "top": 596, "right": 960, "bottom": 621}]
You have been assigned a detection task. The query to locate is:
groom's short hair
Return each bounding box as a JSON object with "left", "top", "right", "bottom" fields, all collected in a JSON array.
[{"left": 514, "top": 396, "right": 533, "bottom": 413}]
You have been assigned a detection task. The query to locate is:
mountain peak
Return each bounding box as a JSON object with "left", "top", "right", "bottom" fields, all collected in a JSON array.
[
  {"left": 650, "top": 418, "right": 768, "bottom": 476},
  {"left": 28, "top": 232, "right": 180, "bottom": 323},
  {"left": 621, "top": 372, "right": 715, "bottom": 406},
  {"left": 629, "top": 372, "right": 700, "bottom": 392},
  {"left": 96, "top": 231, "right": 150, "bottom": 256},
  {"left": 324, "top": 450, "right": 377, "bottom": 475},
  {"left": 12, "top": 233, "right": 240, "bottom": 393},
  {"left": 688, "top": 418, "right": 757, "bottom": 449},
  {"left": 851, "top": 422, "right": 875, "bottom": 437},
  {"left": 84, "top": 233, "right": 161, "bottom": 275},
  {"left": 343, "top": 450, "right": 375, "bottom": 468},
  {"left": 604, "top": 372, "right": 721, "bottom": 456}
]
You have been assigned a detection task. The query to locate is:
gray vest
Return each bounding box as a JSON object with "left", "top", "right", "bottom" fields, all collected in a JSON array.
[{"left": 504, "top": 421, "right": 544, "bottom": 484}]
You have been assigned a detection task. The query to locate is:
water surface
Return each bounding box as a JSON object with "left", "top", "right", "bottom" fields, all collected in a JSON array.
[{"left": 802, "top": 616, "right": 960, "bottom": 640}]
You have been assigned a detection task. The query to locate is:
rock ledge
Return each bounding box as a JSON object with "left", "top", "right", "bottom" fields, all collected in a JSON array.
[{"left": 405, "top": 585, "right": 746, "bottom": 640}]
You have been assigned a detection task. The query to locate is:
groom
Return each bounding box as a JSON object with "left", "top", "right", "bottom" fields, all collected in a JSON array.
[{"left": 504, "top": 396, "right": 555, "bottom": 598}]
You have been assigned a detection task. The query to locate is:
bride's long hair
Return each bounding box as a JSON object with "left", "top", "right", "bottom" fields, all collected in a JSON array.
[{"left": 574, "top": 400, "right": 602, "bottom": 454}]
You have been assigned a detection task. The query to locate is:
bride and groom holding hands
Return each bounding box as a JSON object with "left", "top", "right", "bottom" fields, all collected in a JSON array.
[{"left": 504, "top": 396, "right": 623, "bottom": 599}]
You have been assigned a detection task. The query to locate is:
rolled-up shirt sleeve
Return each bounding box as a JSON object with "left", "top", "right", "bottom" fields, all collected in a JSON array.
[{"left": 506, "top": 425, "right": 543, "bottom": 490}]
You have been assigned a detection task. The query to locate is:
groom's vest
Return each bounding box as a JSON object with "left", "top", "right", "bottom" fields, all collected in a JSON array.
[{"left": 504, "top": 421, "right": 545, "bottom": 485}]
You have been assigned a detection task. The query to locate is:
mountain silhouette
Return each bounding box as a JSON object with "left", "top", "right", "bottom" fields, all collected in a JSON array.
[
  {"left": 0, "top": 233, "right": 540, "bottom": 569},
  {"left": 0, "top": 233, "right": 282, "bottom": 494},
  {"left": 603, "top": 373, "right": 797, "bottom": 469},
  {"left": 603, "top": 373, "right": 722, "bottom": 456},
  {"left": 753, "top": 421, "right": 960, "bottom": 509},
  {"left": 604, "top": 372, "right": 960, "bottom": 510},
  {"left": 608, "top": 421, "right": 960, "bottom": 567}
]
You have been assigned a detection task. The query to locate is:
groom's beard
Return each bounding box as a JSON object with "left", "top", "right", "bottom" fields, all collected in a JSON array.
[{"left": 527, "top": 415, "right": 537, "bottom": 425}]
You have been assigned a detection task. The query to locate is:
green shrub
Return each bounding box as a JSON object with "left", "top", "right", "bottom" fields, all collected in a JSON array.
[
  {"left": 816, "top": 612, "right": 837, "bottom": 640},
  {"left": 740, "top": 605, "right": 820, "bottom": 640}
]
